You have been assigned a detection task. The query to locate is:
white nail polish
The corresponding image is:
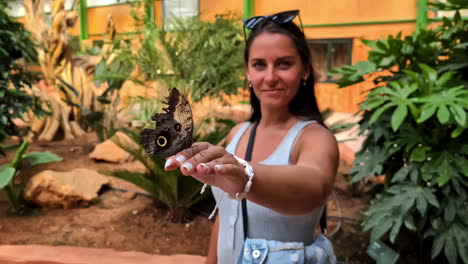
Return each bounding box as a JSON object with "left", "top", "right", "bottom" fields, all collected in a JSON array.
[
  {"left": 164, "top": 159, "right": 172, "bottom": 169},
  {"left": 199, "top": 163, "right": 208, "bottom": 171},
  {"left": 215, "top": 164, "right": 224, "bottom": 172},
  {"left": 176, "top": 155, "right": 186, "bottom": 164},
  {"left": 182, "top": 163, "right": 193, "bottom": 172}
]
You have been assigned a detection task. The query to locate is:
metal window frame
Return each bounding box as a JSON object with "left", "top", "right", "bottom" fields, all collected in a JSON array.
[
  {"left": 79, "top": 0, "right": 88, "bottom": 40},
  {"left": 308, "top": 38, "right": 353, "bottom": 83},
  {"left": 243, "top": 0, "right": 254, "bottom": 19}
]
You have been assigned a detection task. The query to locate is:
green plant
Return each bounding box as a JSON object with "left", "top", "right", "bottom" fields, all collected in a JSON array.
[
  {"left": 330, "top": 1, "right": 467, "bottom": 263},
  {"left": 195, "top": 117, "right": 237, "bottom": 146},
  {"left": 80, "top": 92, "right": 124, "bottom": 142},
  {"left": 108, "top": 125, "right": 237, "bottom": 222},
  {"left": 95, "top": 5, "right": 243, "bottom": 221},
  {"left": 113, "top": 75, "right": 236, "bottom": 222},
  {"left": 108, "top": 141, "right": 203, "bottom": 222},
  {"left": 89, "top": 36, "right": 134, "bottom": 142},
  {"left": 103, "top": 1, "right": 244, "bottom": 104},
  {"left": 93, "top": 38, "right": 136, "bottom": 104},
  {"left": 0, "top": 140, "right": 62, "bottom": 214},
  {"left": 0, "top": 1, "right": 48, "bottom": 153},
  {"left": 125, "top": 96, "right": 163, "bottom": 129},
  {"left": 151, "top": 14, "right": 244, "bottom": 103}
]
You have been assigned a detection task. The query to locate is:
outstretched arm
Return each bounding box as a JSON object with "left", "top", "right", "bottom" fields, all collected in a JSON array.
[{"left": 165, "top": 124, "right": 339, "bottom": 215}]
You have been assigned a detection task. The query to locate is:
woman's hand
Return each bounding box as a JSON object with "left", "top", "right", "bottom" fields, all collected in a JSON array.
[{"left": 164, "top": 142, "right": 248, "bottom": 196}]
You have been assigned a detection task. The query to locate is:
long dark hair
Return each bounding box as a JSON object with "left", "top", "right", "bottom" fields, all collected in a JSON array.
[{"left": 244, "top": 19, "right": 324, "bottom": 124}]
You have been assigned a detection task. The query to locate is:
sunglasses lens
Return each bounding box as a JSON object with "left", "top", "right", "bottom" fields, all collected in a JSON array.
[
  {"left": 243, "top": 10, "right": 300, "bottom": 31},
  {"left": 283, "top": 16, "right": 295, "bottom": 23},
  {"left": 243, "top": 16, "right": 266, "bottom": 29},
  {"left": 275, "top": 10, "right": 299, "bottom": 23}
]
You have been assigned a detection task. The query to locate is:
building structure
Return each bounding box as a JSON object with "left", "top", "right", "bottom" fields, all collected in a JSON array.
[{"left": 9, "top": 0, "right": 466, "bottom": 113}]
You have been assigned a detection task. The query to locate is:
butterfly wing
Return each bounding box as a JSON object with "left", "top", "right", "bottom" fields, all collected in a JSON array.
[{"left": 140, "top": 87, "right": 194, "bottom": 158}]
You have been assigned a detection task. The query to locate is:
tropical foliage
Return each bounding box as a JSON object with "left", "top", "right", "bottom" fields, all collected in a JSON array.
[
  {"left": 94, "top": 0, "right": 244, "bottom": 105},
  {"left": 111, "top": 92, "right": 236, "bottom": 222},
  {"left": 92, "top": 3, "right": 244, "bottom": 221},
  {"left": 0, "top": 140, "right": 62, "bottom": 214},
  {"left": 0, "top": 1, "right": 48, "bottom": 153},
  {"left": 330, "top": 1, "right": 468, "bottom": 263},
  {"left": 136, "top": 13, "right": 244, "bottom": 103},
  {"left": 108, "top": 118, "right": 235, "bottom": 222}
]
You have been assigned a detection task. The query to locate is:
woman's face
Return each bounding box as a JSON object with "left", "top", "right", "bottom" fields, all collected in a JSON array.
[{"left": 246, "top": 32, "right": 309, "bottom": 110}]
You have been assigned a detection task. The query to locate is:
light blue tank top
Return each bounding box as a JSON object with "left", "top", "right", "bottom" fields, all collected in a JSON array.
[{"left": 212, "top": 120, "right": 324, "bottom": 263}]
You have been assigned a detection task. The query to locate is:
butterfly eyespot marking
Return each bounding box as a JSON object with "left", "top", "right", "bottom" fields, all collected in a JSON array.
[
  {"left": 174, "top": 123, "right": 181, "bottom": 132},
  {"left": 156, "top": 136, "right": 168, "bottom": 147},
  {"left": 140, "top": 87, "right": 193, "bottom": 158}
]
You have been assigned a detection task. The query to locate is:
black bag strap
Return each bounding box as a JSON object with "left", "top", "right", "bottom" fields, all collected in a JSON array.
[
  {"left": 241, "top": 121, "right": 327, "bottom": 239},
  {"left": 320, "top": 205, "right": 328, "bottom": 234},
  {"left": 242, "top": 122, "right": 258, "bottom": 238}
]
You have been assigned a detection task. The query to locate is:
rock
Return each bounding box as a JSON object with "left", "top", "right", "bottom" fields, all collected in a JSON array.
[
  {"left": 89, "top": 131, "right": 135, "bottom": 163},
  {"left": 23, "top": 168, "right": 109, "bottom": 209},
  {"left": 121, "top": 191, "right": 136, "bottom": 200}
]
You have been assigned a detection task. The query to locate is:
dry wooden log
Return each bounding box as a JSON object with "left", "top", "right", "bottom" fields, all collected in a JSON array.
[
  {"left": 22, "top": 0, "right": 117, "bottom": 142},
  {"left": 70, "top": 121, "right": 86, "bottom": 138}
]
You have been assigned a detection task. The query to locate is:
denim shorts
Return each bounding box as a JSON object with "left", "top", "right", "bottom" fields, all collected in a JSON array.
[{"left": 236, "top": 235, "right": 336, "bottom": 264}]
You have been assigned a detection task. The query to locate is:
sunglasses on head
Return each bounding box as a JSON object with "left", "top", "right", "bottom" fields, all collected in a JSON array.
[
  {"left": 242, "top": 10, "right": 303, "bottom": 41},
  {"left": 242, "top": 9, "right": 303, "bottom": 31}
]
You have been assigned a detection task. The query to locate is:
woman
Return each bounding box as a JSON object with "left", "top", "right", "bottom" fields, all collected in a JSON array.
[{"left": 165, "top": 10, "right": 338, "bottom": 264}]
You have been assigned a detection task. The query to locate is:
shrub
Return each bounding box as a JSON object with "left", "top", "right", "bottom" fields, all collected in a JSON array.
[
  {"left": 93, "top": 5, "right": 244, "bottom": 221},
  {"left": 108, "top": 118, "right": 235, "bottom": 222},
  {"left": 0, "top": 1, "right": 47, "bottom": 153},
  {"left": 0, "top": 140, "right": 62, "bottom": 214},
  {"left": 94, "top": 0, "right": 244, "bottom": 105},
  {"left": 330, "top": 1, "right": 467, "bottom": 263}
]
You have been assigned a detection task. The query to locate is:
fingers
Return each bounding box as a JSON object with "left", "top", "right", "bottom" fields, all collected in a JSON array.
[
  {"left": 179, "top": 142, "right": 212, "bottom": 159},
  {"left": 190, "top": 162, "right": 247, "bottom": 195},
  {"left": 165, "top": 143, "right": 228, "bottom": 172},
  {"left": 194, "top": 157, "right": 231, "bottom": 175},
  {"left": 164, "top": 154, "right": 189, "bottom": 170},
  {"left": 179, "top": 146, "right": 228, "bottom": 176},
  {"left": 211, "top": 163, "right": 243, "bottom": 177},
  {"left": 162, "top": 142, "right": 247, "bottom": 195},
  {"left": 164, "top": 142, "right": 212, "bottom": 170}
]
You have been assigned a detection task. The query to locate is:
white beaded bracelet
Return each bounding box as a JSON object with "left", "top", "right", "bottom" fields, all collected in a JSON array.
[{"left": 229, "top": 155, "right": 255, "bottom": 200}]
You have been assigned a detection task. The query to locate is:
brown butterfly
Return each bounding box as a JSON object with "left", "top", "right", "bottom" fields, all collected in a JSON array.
[{"left": 140, "top": 87, "right": 194, "bottom": 158}]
